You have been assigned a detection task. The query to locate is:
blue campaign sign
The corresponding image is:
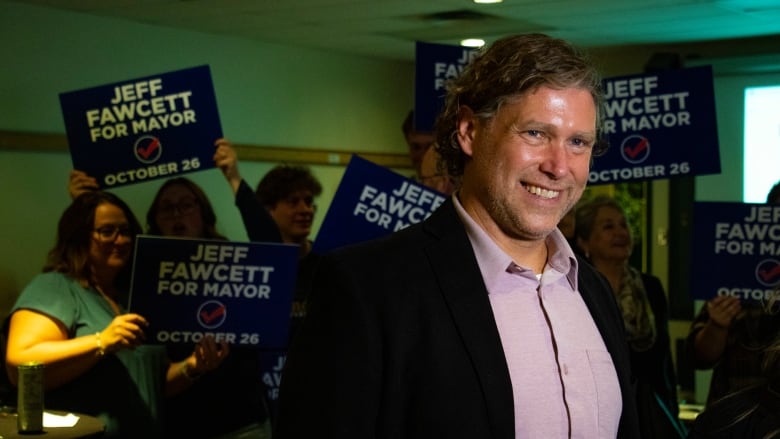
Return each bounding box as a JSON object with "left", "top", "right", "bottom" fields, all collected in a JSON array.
[
  {"left": 691, "top": 202, "right": 780, "bottom": 301},
  {"left": 128, "top": 236, "right": 299, "bottom": 349},
  {"left": 590, "top": 65, "right": 721, "bottom": 185},
  {"left": 59, "top": 65, "right": 222, "bottom": 189},
  {"left": 259, "top": 350, "right": 286, "bottom": 404},
  {"left": 414, "top": 41, "right": 478, "bottom": 132},
  {"left": 313, "top": 155, "right": 447, "bottom": 254}
]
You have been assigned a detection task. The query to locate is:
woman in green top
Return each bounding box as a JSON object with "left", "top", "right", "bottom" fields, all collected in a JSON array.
[{"left": 4, "top": 191, "right": 228, "bottom": 438}]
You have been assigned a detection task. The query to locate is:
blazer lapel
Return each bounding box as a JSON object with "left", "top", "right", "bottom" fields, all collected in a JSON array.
[{"left": 422, "top": 200, "right": 515, "bottom": 439}]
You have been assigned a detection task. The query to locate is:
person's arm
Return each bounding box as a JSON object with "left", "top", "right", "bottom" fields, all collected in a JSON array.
[
  {"left": 690, "top": 295, "right": 741, "bottom": 368},
  {"left": 68, "top": 169, "right": 99, "bottom": 199},
  {"left": 234, "top": 180, "right": 283, "bottom": 242},
  {"left": 5, "top": 310, "right": 147, "bottom": 390},
  {"left": 164, "top": 335, "right": 230, "bottom": 396},
  {"left": 213, "top": 138, "right": 282, "bottom": 243},
  {"left": 214, "top": 138, "right": 242, "bottom": 194}
]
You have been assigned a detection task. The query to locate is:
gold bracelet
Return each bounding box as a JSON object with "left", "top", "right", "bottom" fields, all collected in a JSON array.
[
  {"left": 179, "top": 363, "right": 203, "bottom": 382},
  {"left": 95, "top": 332, "right": 105, "bottom": 358}
]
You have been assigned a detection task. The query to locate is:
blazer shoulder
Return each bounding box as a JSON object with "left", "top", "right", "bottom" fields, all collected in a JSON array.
[{"left": 575, "top": 256, "right": 609, "bottom": 292}]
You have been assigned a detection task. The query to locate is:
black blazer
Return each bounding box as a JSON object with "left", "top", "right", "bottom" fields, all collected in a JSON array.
[{"left": 275, "top": 199, "right": 639, "bottom": 438}]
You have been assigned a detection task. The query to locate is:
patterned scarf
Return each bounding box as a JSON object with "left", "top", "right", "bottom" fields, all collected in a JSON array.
[{"left": 615, "top": 265, "right": 657, "bottom": 352}]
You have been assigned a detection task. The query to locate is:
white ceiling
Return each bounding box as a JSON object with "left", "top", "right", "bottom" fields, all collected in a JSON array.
[{"left": 10, "top": 0, "right": 780, "bottom": 62}]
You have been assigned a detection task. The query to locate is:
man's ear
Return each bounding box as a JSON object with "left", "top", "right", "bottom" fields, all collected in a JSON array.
[{"left": 456, "top": 106, "right": 477, "bottom": 158}]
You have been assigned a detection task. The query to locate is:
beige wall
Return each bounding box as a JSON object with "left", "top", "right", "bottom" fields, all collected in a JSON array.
[{"left": 0, "top": 1, "right": 417, "bottom": 314}]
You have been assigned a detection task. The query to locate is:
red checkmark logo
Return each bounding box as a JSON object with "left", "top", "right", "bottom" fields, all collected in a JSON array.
[
  {"left": 758, "top": 263, "right": 780, "bottom": 282},
  {"left": 137, "top": 138, "right": 160, "bottom": 159},
  {"left": 200, "top": 304, "right": 225, "bottom": 325},
  {"left": 134, "top": 135, "right": 163, "bottom": 163},
  {"left": 624, "top": 138, "right": 648, "bottom": 159}
]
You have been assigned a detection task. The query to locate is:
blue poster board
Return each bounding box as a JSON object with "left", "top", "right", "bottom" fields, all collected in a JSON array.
[
  {"left": 691, "top": 202, "right": 780, "bottom": 301},
  {"left": 590, "top": 65, "right": 721, "bottom": 184},
  {"left": 313, "top": 155, "right": 447, "bottom": 254},
  {"left": 259, "top": 350, "right": 286, "bottom": 405},
  {"left": 414, "top": 41, "right": 478, "bottom": 132},
  {"left": 59, "top": 65, "right": 222, "bottom": 188},
  {"left": 129, "top": 236, "right": 299, "bottom": 349}
]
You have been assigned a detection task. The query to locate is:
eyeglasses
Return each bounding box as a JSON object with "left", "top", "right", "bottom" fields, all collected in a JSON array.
[
  {"left": 157, "top": 199, "right": 199, "bottom": 219},
  {"left": 93, "top": 225, "right": 132, "bottom": 243}
]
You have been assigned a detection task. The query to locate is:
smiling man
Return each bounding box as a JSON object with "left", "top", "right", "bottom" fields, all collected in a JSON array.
[{"left": 276, "top": 33, "right": 639, "bottom": 439}]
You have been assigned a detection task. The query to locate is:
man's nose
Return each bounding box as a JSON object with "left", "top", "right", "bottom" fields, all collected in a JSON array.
[{"left": 538, "top": 144, "right": 569, "bottom": 179}]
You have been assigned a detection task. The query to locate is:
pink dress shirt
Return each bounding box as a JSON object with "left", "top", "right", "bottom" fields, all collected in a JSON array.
[{"left": 454, "top": 198, "right": 622, "bottom": 438}]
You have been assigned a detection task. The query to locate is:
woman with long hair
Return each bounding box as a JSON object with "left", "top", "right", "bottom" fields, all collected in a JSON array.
[{"left": 4, "top": 191, "right": 226, "bottom": 437}]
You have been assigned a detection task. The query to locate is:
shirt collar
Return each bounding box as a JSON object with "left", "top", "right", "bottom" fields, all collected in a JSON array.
[{"left": 452, "top": 193, "right": 579, "bottom": 292}]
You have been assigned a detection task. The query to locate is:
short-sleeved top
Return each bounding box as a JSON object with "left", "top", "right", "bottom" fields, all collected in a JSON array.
[{"left": 8, "top": 272, "right": 168, "bottom": 438}]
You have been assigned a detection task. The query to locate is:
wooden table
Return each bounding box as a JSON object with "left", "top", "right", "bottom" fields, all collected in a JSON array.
[{"left": 0, "top": 409, "right": 104, "bottom": 438}]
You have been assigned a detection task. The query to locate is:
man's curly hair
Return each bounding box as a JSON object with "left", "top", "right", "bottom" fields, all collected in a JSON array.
[{"left": 434, "top": 33, "right": 607, "bottom": 179}]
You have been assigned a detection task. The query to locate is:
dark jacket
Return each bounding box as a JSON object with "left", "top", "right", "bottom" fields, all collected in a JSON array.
[{"left": 275, "top": 199, "right": 640, "bottom": 438}]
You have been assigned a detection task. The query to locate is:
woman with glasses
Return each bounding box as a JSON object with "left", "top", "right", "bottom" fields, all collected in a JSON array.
[
  {"left": 146, "top": 176, "right": 227, "bottom": 240},
  {"left": 145, "top": 170, "right": 276, "bottom": 439},
  {"left": 4, "top": 191, "right": 227, "bottom": 438},
  {"left": 67, "top": 140, "right": 281, "bottom": 438}
]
